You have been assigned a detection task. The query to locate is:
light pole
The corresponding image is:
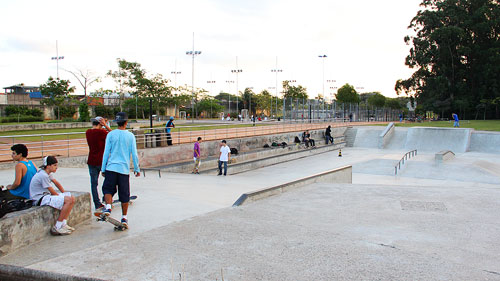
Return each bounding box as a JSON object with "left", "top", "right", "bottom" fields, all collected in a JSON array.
[
  {"left": 231, "top": 57, "right": 243, "bottom": 116},
  {"left": 225, "top": 80, "right": 234, "bottom": 116},
  {"left": 186, "top": 32, "right": 201, "bottom": 123},
  {"left": 171, "top": 59, "right": 182, "bottom": 90},
  {"left": 318, "top": 55, "right": 327, "bottom": 98},
  {"left": 207, "top": 80, "right": 216, "bottom": 118},
  {"left": 271, "top": 57, "right": 282, "bottom": 119},
  {"left": 51, "top": 40, "right": 64, "bottom": 79}
]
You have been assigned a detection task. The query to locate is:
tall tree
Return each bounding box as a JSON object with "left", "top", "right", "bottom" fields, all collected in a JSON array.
[
  {"left": 282, "top": 80, "right": 308, "bottom": 100},
  {"left": 40, "top": 77, "right": 76, "bottom": 120},
  {"left": 396, "top": 0, "right": 500, "bottom": 118},
  {"left": 367, "top": 92, "right": 386, "bottom": 107},
  {"left": 336, "top": 84, "right": 360, "bottom": 104},
  {"left": 66, "top": 68, "right": 100, "bottom": 96}
]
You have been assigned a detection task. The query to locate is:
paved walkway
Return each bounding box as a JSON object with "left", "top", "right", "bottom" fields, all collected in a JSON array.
[{"left": 1, "top": 146, "right": 499, "bottom": 280}]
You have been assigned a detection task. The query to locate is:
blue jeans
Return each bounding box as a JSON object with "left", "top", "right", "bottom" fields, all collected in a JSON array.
[
  {"left": 218, "top": 160, "right": 228, "bottom": 175},
  {"left": 325, "top": 136, "right": 333, "bottom": 144},
  {"left": 88, "top": 165, "right": 102, "bottom": 209},
  {"left": 454, "top": 121, "right": 459, "bottom": 127}
]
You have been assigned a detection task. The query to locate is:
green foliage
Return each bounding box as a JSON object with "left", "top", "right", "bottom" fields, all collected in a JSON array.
[
  {"left": 0, "top": 116, "right": 44, "bottom": 123},
  {"left": 5, "top": 106, "right": 43, "bottom": 117},
  {"left": 241, "top": 88, "right": 257, "bottom": 115},
  {"left": 58, "top": 106, "right": 76, "bottom": 118},
  {"left": 336, "top": 84, "right": 360, "bottom": 104},
  {"left": 196, "top": 98, "right": 224, "bottom": 118},
  {"left": 40, "top": 77, "right": 76, "bottom": 120},
  {"left": 78, "top": 101, "right": 90, "bottom": 122},
  {"left": 94, "top": 104, "right": 114, "bottom": 118},
  {"left": 367, "top": 93, "right": 386, "bottom": 107},
  {"left": 282, "top": 80, "right": 308, "bottom": 100},
  {"left": 385, "top": 98, "right": 403, "bottom": 109},
  {"left": 396, "top": 0, "right": 500, "bottom": 119}
]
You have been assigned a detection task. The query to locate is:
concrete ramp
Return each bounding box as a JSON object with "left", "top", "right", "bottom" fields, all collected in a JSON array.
[
  {"left": 384, "top": 129, "right": 408, "bottom": 150},
  {"left": 470, "top": 131, "right": 500, "bottom": 154},
  {"left": 352, "top": 127, "right": 383, "bottom": 148},
  {"left": 404, "top": 127, "right": 471, "bottom": 153}
]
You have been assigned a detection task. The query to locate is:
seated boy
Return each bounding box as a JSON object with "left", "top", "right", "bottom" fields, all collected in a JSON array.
[
  {"left": 1, "top": 144, "right": 37, "bottom": 200},
  {"left": 29, "top": 156, "right": 76, "bottom": 236}
]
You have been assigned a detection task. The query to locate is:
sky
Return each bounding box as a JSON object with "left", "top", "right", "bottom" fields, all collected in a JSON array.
[{"left": 0, "top": 0, "right": 422, "bottom": 100}]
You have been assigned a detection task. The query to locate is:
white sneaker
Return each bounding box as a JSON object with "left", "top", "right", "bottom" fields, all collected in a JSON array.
[
  {"left": 50, "top": 226, "right": 72, "bottom": 236},
  {"left": 63, "top": 224, "right": 75, "bottom": 232}
]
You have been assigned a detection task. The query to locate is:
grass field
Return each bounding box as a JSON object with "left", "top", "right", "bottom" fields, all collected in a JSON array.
[{"left": 388, "top": 120, "right": 500, "bottom": 131}]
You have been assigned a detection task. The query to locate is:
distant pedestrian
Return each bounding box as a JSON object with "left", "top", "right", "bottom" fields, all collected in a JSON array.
[
  {"left": 452, "top": 113, "right": 459, "bottom": 128},
  {"left": 192, "top": 137, "right": 202, "bottom": 174},
  {"left": 97, "top": 112, "right": 140, "bottom": 229},
  {"left": 166, "top": 116, "right": 175, "bottom": 146},
  {"left": 218, "top": 140, "right": 231, "bottom": 176},
  {"left": 399, "top": 113, "right": 403, "bottom": 123},
  {"left": 86, "top": 116, "right": 111, "bottom": 210},
  {"left": 325, "top": 126, "right": 334, "bottom": 145}
]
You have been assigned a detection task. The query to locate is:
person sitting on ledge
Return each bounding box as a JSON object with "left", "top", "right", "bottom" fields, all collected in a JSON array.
[
  {"left": 30, "top": 156, "right": 76, "bottom": 236},
  {"left": 302, "top": 130, "right": 315, "bottom": 148},
  {"left": 1, "top": 144, "right": 37, "bottom": 200}
]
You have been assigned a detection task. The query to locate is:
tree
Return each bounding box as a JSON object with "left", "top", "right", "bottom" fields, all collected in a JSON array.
[
  {"left": 396, "top": 0, "right": 500, "bottom": 118},
  {"left": 385, "top": 98, "right": 403, "bottom": 110},
  {"left": 282, "top": 80, "right": 308, "bottom": 100},
  {"left": 367, "top": 93, "right": 386, "bottom": 107},
  {"left": 242, "top": 87, "right": 257, "bottom": 115},
  {"left": 39, "top": 77, "right": 76, "bottom": 120},
  {"left": 66, "top": 68, "right": 100, "bottom": 96},
  {"left": 196, "top": 97, "right": 224, "bottom": 118},
  {"left": 78, "top": 101, "right": 90, "bottom": 122},
  {"left": 335, "top": 84, "right": 360, "bottom": 104},
  {"left": 254, "top": 90, "right": 273, "bottom": 115}
]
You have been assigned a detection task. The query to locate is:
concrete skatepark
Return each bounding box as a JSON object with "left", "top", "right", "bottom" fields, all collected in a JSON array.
[{"left": 1, "top": 125, "right": 500, "bottom": 280}]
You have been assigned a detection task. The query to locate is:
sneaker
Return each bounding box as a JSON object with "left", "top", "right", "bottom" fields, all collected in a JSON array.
[
  {"left": 121, "top": 218, "right": 129, "bottom": 229},
  {"left": 103, "top": 208, "right": 112, "bottom": 216},
  {"left": 217, "top": 173, "right": 222, "bottom": 176},
  {"left": 63, "top": 224, "right": 75, "bottom": 232},
  {"left": 50, "top": 226, "right": 72, "bottom": 236},
  {"left": 95, "top": 204, "right": 105, "bottom": 212}
]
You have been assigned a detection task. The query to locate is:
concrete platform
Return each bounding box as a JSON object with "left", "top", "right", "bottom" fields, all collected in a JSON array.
[{"left": 1, "top": 127, "right": 500, "bottom": 280}]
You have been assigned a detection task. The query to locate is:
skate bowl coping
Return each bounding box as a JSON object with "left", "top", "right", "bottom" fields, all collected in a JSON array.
[
  {"left": 0, "top": 263, "right": 105, "bottom": 281},
  {"left": 435, "top": 150, "right": 455, "bottom": 163},
  {"left": 233, "top": 165, "right": 352, "bottom": 206},
  {"left": 378, "top": 122, "right": 395, "bottom": 149},
  {"left": 0, "top": 191, "right": 91, "bottom": 257}
]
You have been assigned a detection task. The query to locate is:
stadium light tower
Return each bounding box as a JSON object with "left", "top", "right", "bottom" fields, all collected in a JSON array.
[
  {"left": 186, "top": 32, "right": 202, "bottom": 122},
  {"left": 51, "top": 40, "right": 64, "bottom": 79}
]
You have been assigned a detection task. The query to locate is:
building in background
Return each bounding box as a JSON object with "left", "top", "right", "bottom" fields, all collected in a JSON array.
[{"left": 3, "top": 85, "right": 42, "bottom": 105}]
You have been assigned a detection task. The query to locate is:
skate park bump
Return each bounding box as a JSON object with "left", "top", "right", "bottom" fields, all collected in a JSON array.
[
  {"left": 0, "top": 191, "right": 91, "bottom": 256},
  {"left": 233, "top": 165, "right": 352, "bottom": 206}
]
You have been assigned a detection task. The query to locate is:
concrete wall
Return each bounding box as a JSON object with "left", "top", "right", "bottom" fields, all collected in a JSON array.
[
  {"left": 233, "top": 165, "right": 352, "bottom": 206},
  {"left": 0, "top": 122, "right": 92, "bottom": 132},
  {"left": 470, "top": 131, "right": 500, "bottom": 154},
  {"left": 0, "top": 191, "right": 91, "bottom": 256},
  {"left": 378, "top": 122, "right": 395, "bottom": 149},
  {"left": 404, "top": 127, "right": 471, "bottom": 153}
]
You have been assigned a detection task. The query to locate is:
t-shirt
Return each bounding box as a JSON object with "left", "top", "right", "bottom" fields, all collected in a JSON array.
[
  {"left": 194, "top": 142, "right": 200, "bottom": 158},
  {"left": 10, "top": 160, "right": 37, "bottom": 199},
  {"left": 86, "top": 128, "right": 108, "bottom": 166},
  {"left": 29, "top": 170, "right": 54, "bottom": 202},
  {"left": 166, "top": 120, "right": 174, "bottom": 133},
  {"left": 219, "top": 145, "right": 231, "bottom": 161},
  {"left": 453, "top": 114, "right": 459, "bottom": 122},
  {"left": 101, "top": 129, "right": 140, "bottom": 175}
]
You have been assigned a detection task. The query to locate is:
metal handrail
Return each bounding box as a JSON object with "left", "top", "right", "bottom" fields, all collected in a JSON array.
[{"left": 394, "top": 149, "right": 417, "bottom": 175}]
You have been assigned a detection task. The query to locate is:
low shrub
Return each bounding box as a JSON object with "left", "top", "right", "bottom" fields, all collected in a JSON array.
[{"left": 0, "top": 116, "right": 44, "bottom": 123}]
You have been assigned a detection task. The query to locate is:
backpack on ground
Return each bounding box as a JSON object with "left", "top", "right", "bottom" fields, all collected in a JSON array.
[
  {"left": 263, "top": 144, "right": 270, "bottom": 148},
  {"left": 271, "top": 142, "right": 278, "bottom": 147},
  {"left": 230, "top": 147, "right": 239, "bottom": 155},
  {"left": 0, "top": 199, "right": 33, "bottom": 219},
  {"left": 281, "top": 142, "right": 288, "bottom": 147},
  {"left": 294, "top": 136, "right": 301, "bottom": 144}
]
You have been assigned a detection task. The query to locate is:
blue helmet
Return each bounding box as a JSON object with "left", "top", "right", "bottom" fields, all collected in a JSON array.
[{"left": 169, "top": 116, "right": 174, "bottom": 120}]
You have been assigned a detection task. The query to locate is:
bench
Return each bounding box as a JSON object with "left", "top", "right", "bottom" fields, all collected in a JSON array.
[{"left": 0, "top": 191, "right": 91, "bottom": 256}]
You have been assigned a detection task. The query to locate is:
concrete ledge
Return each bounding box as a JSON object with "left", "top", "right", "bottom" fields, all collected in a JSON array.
[
  {"left": 0, "top": 191, "right": 91, "bottom": 257},
  {"left": 233, "top": 165, "right": 352, "bottom": 206},
  {"left": 435, "top": 150, "right": 455, "bottom": 163},
  {"left": 378, "top": 122, "right": 395, "bottom": 149},
  {"left": 0, "top": 263, "right": 104, "bottom": 281}
]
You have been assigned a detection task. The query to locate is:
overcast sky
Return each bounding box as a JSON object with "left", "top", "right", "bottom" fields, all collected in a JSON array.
[{"left": 0, "top": 0, "right": 422, "bottom": 99}]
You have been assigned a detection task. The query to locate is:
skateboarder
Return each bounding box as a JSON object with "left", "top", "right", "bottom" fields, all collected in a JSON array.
[
  {"left": 1, "top": 144, "right": 37, "bottom": 200},
  {"left": 86, "top": 116, "right": 111, "bottom": 210},
  {"left": 218, "top": 140, "right": 231, "bottom": 176},
  {"left": 30, "top": 156, "right": 76, "bottom": 235},
  {"left": 99, "top": 112, "right": 140, "bottom": 228},
  {"left": 192, "top": 137, "right": 202, "bottom": 174},
  {"left": 452, "top": 113, "right": 459, "bottom": 128}
]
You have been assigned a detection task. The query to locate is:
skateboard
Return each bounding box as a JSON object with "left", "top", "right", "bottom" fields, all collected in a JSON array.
[
  {"left": 94, "top": 212, "right": 128, "bottom": 231},
  {"left": 112, "top": 195, "right": 137, "bottom": 205}
]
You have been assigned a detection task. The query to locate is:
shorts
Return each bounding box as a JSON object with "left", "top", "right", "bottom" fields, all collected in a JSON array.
[
  {"left": 102, "top": 170, "right": 130, "bottom": 203},
  {"left": 40, "top": 192, "right": 72, "bottom": 210}
]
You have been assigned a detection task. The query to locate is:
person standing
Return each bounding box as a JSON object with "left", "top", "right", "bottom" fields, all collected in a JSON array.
[
  {"left": 166, "top": 116, "right": 175, "bottom": 146},
  {"left": 452, "top": 113, "right": 459, "bottom": 128},
  {"left": 192, "top": 137, "right": 202, "bottom": 174},
  {"left": 218, "top": 140, "right": 231, "bottom": 176},
  {"left": 98, "top": 112, "right": 140, "bottom": 229},
  {"left": 30, "top": 156, "right": 76, "bottom": 235},
  {"left": 1, "top": 144, "right": 37, "bottom": 200},
  {"left": 86, "top": 116, "right": 111, "bottom": 210},
  {"left": 325, "top": 126, "right": 334, "bottom": 145}
]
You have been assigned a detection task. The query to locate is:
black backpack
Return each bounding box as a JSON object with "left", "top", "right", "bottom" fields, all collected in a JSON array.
[
  {"left": 294, "top": 136, "right": 301, "bottom": 143},
  {"left": 0, "top": 199, "right": 33, "bottom": 219},
  {"left": 263, "top": 144, "right": 270, "bottom": 148},
  {"left": 281, "top": 142, "right": 288, "bottom": 147},
  {"left": 230, "top": 147, "right": 239, "bottom": 155}
]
